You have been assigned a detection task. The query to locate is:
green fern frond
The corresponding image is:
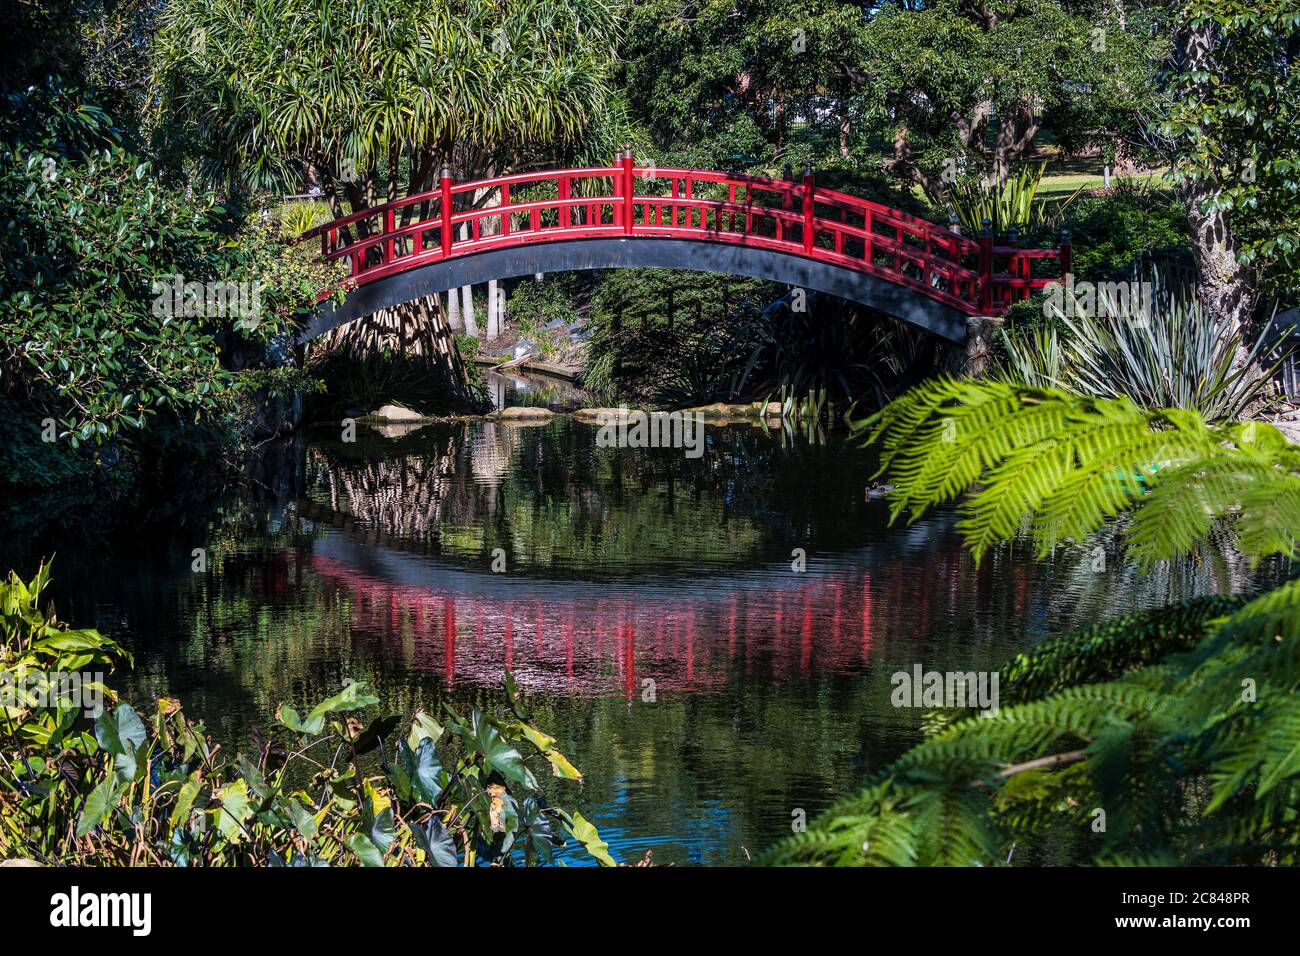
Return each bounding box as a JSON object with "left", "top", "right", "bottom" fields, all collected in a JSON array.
[
  {"left": 1000, "top": 596, "right": 1244, "bottom": 704},
  {"left": 869, "top": 381, "right": 1300, "bottom": 567}
]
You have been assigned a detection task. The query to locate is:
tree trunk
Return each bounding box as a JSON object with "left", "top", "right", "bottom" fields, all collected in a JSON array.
[
  {"left": 462, "top": 285, "right": 479, "bottom": 338},
  {"left": 1183, "top": 178, "right": 1257, "bottom": 339},
  {"left": 884, "top": 124, "right": 948, "bottom": 200},
  {"left": 1177, "top": 24, "right": 1258, "bottom": 341},
  {"left": 447, "top": 290, "right": 464, "bottom": 332},
  {"left": 487, "top": 278, "right": 501, "bottom": 339}
]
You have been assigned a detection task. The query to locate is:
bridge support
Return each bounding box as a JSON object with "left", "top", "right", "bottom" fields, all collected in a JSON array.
[{"left": 949, "top": 315, "right": 1004, "bottom": 378}]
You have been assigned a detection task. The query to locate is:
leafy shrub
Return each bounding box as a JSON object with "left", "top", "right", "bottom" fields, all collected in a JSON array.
[
  {"left": 944, "top": 162, "right": 1078, "bottom": 235},
  {"left": 582, "top": 269, "right": 774, "bottom": 403},
  {"left": 506, "top": 274, "right": 583, "bottom": 336},
  {"left": 0, "top": 91, "right": 343, "bottom": 451},
  {"left": 306, "top": 347, "right": 486, "bottom": 419},
  {"left": 273, "top": 199, "right": 332, "bottom": 236},
  {"left": 1053, "top": 182, "right": 1190, "bottom": 282},
  {"left": 583, "top": 270, "right": 940, "bottom": 415},
  {"left": 0, "top": 560, "right": 613, "bottom": 866}
]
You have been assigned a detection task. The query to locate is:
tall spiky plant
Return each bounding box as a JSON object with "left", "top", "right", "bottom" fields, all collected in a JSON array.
[
  {"left": 945, "top": 162, "right": 1078, "bottom": 235},
  {"left": 998, "top": 266, "right": 1277, "bottom": 420},
  {"left": 762, "top": 380, "right": 1300, "bottom": 866}
]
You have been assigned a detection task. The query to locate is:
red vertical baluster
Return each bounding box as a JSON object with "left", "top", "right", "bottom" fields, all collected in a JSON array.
[
  {"left": 558, "top": 176, "right": 569, "bottom": 228},
  {"left": 779, "top": 181, "right": 791, "bottom": 242},
  {"left": 501, "top": 183, "right": 511, "bottom": 237},
  {"left": 801, "top": 161, "right": 815, "bottom": 255},
  {"left": 622, "top": 146, "right": 634, "bottom": 235},
  {"left": 440, "top": 167, "right": 453, "bottom": 258},
  {"left": 384, "top": 207, "right": 395, "bottom": 263},
  {"left": 978, "top": 219, "right": 994, "bottom": 313},
  {"left": 923, "top": 227, "right": 932, "bottom": 289},
  {"left": 612, "top": 151, "right": 622, "bottom": 229}
]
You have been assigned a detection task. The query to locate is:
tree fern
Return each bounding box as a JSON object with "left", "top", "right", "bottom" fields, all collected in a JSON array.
[{"left": 762, "top": 381, "right": 1300, "bottom": 867}]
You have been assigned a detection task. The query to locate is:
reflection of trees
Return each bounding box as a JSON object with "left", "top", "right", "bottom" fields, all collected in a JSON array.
[
  {"left": 310, "top": 429, "right": 463, "bottom": 544},
  {"left": 302, "top": 420, "right": 902, "bottom": 575}
]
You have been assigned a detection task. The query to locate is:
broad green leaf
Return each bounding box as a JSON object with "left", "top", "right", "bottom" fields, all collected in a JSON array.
[
  {"left": 406, "top": 708, "right": 444, "bottom": 750},
  {"left": 168, "top": 776, "right": 203, "bottom": 829},
  {"left": 570, "top": 812, "right": 616, "bottom": 867},
  {"left": 212, "top": 779, "right": 253, "bottom": 843},
  {"left": 467, "top": 710, "right": 537, "bottom": 791},
  {"left": 77, "top": 778, "right": 120, "bottom": 837},
  {"left": 347, "top": 833, "right": 387, "bottom": 867}
]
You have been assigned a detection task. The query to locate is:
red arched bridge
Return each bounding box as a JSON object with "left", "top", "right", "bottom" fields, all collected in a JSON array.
[{"left": 300, "top": 155, "right": 1071, "bottom": 344}]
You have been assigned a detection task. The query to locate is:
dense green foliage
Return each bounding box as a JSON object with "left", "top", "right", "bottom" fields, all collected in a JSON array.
[
  {"left": 153, "top": 0, "right": 627, "bottom": 198},
  {"left": 0, "top": 561, "right": 613, "bottom": 866},
  {"left": 854, "top": 0, "right": 1159, "bottom": 195},
  {"left": 1041, "top": 180, "right": 1190, "bottom": 281},
  {"left": 580, "top": 269, "right": 939, "bottom": 412},
  {"left": 763, "top": 380, "right": 1300, "bottom": 865},
  {"left": 1159, "top": 0, "right": 1300, "bottom": 299},
  {"left": 0, "top": 135, "right": 337, "bottom": 448}
]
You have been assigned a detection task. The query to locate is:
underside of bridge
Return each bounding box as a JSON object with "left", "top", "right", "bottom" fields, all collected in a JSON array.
[{"left": 298, "top": 237, "right": 971, "bottom": 345}]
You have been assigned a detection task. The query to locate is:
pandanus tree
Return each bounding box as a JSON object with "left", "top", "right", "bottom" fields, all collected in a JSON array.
[
  {"left": 152, "top": 0, "right": 628, "bottom": 347},
  {"left": 152, "top": 0, "right": 625, "bottom": 207}
]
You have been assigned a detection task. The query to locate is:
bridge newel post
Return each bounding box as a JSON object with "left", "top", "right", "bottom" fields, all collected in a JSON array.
[
  {"left": 1059, "top": 227, "right": 1072, "bottom": 283},
  {"left": 622, "top": 146, "right": 635, "bottom": 235},
  {"left": 801, "top": 161, "right": 815, "bottom": 254},
  {"left": 440, "top": 167, "right": 453, "bottom": 258},
  {"left": 977, "top": 217, "right": 994, "bottom": 314}
]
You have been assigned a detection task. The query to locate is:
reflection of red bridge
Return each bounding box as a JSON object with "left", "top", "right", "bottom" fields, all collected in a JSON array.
[{"left": 307, "top": 553, "right": 900, "bottom": 697}]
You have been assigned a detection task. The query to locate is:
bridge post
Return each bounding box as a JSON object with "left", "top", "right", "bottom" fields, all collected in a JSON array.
[
  {"left": 440, "top": 167, "right": 453, "bottom": 258},
  {"left": 1059, "top": 227, "right": 1072, "bottom": 282},
  {"left": 977, "top": 218, "right": 994, "bottom": 313},
  {"left": 622, "top": 146, "right": 635, "bottom": 235},
  {"left": 802, "top": 161, "right": 815, "bottom": 254},
  {"left": 612, "top": 150, "right": 622, "bottom": 227}
]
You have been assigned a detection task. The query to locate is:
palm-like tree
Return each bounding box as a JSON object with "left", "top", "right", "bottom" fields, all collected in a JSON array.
[{"left": 152, "top": 0, "right": 627, "bottom": 209}]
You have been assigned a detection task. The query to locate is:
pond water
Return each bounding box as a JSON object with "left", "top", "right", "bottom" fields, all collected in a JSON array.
[
  {"left": 9, "top": 416, "right": 1269, "bottom": 865},
  {"left": 484, "top": 367, "right": 587, "bottom": 412}
]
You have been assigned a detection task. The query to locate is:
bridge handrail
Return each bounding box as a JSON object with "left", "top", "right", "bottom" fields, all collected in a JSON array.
[{"left": 302, "top": 161, "right": 1071, "bottom": 317}]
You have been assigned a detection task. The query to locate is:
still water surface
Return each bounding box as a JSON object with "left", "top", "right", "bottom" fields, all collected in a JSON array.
[{"left": 14, "top": 413, "right": 1263, "bottom": 865}]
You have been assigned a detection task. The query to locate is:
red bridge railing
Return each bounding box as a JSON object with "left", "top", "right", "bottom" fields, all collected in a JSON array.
[{"left": 304, "top": 154, "right": 1071, "bottom": 317}]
